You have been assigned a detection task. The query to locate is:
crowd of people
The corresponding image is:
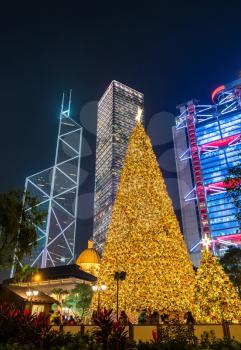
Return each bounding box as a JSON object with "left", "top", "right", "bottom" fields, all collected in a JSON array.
[
  {"left": 49, "top": 310, "right": 82, "bottom": 326},
  {"left": 49, "top": 308, "right": 195, "bottom": 326},
  {"left": 137, "top": 310, "right": 195, "bottom": 325}
]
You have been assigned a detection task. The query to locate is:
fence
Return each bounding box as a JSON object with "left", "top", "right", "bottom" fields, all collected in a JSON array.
[{"left": 51, "top": 323, "right": 241, "bottom": 343}]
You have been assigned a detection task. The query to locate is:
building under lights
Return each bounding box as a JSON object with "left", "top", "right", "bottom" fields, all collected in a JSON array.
[
  {"left": 18, "top": 96, "right": 83, "bottom": 270},
  {"left": 93, "top": 81, "right": 144, "bottom": 253},
  {"left": 173, "top": 78, "right": 241, "bottom": 264}
]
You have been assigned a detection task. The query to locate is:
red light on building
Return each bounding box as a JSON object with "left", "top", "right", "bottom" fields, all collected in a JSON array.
[
  {"left": 211, "top": 85, "right": 225, "bottom": 102},
  {"left": 200, "top": 133, "right": 241, "bottom": 151}
]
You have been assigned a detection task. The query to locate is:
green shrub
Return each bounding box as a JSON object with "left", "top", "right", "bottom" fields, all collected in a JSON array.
[{"left": 0, "top": 344, "right": 37, "bottom": 350}]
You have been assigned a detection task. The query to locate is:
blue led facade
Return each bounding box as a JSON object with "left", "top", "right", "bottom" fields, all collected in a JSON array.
[
  {"left": 197, "top": 113, "right": 241, "bottom": 240},
  {"left": 174, "top": 78, "right": 241, "bottom": 260}
]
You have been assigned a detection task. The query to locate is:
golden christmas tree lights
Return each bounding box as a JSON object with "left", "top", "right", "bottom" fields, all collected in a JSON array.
[
  {"left": 93, "top": 122, "right": 195, "bottom": 317},
  {"left": 194, "top": 249, "right": 241, "bottom": 324}
]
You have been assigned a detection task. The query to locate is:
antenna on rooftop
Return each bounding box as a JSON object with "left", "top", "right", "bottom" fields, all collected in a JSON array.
[
  {"left": 60, "top": 93, "right": 65, "bottom": 117},
  {"left": 68, "top": 89, "right": 72, "bottom": 117}
]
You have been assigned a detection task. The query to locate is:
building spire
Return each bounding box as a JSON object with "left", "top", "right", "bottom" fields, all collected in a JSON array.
[
  {"left": 68, "top": 89, "right": 72, "bottom": 117},
  {"left": 60, "top": 92, "right": 65, "bottom": 118}
]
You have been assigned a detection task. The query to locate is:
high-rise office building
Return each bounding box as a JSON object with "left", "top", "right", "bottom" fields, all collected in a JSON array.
[
  {"left": 21, "top": 96, "right": 82, "bottom": 269},
  {"left": 173, "top": 78, "right": 241, "bottom": 264},
  {"left": 93, "top": 81, "right": 144, "bottom": 253}
]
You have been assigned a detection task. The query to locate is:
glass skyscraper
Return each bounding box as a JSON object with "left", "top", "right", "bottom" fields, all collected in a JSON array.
[
  {"left": 173, "top": 78, "right": 241, "bottom": 263},
  {"left": 21, "top": 97, "right": 82, "bottom": 269},
  {"left": 93, "top": 81, "right": 144, "bottom": 253}
]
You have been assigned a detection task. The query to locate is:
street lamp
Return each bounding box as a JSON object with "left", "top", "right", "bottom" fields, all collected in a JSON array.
[
  {"left": 114, "top": 271, "right": 126, "bottom": 321},
  {"left": 92, "top": 284, "right": 107, "bottom": 315},
  {"left": 33, "top": 273, "right": 41, "bottom": 282},
  {"left": 26, "top": 289, "right": 39, "bottom": 313}
]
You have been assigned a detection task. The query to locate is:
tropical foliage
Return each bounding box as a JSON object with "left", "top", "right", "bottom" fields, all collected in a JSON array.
[
  {"left": 220, "top": 247, "right": 241, "bottom": 296},
  {"left": 0, "top": 190, "right": 46, "bottom": 269},
  {"left": 0, "top": 304, "right": 241, "bottom": 349},
  {"left": 64, "top": 284, "right": 93, "bottom": 319}
]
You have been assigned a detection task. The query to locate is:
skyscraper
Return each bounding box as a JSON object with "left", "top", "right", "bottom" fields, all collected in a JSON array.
[
  {"left": 22, "top": 96, "right": 82, "bottom": 269},
  {"left": 93, "top": 81, "right": 144, "bottom": 253},
  {"left": 173, "top": 78, "right": 241, "bottom": 264}
]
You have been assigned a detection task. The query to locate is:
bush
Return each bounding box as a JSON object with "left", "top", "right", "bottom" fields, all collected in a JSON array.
[
  {"left": 92, "top": 309, "right": 131, "bottom": 349},
  {"left": 0, "top": 302, "right": 51, "bottom": 346},
  {"left": 1, "top": 303, "right": 241, "bottom": 350},
  {"left": 137, "top": 330, "right": 241, "bottom": 350},
  {"left": 0, "top": 344, "right": 37, "bottom": 350}
]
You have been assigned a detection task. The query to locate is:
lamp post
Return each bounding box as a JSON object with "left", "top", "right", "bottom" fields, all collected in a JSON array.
[
  {"left": 114, "top": 271, "right": 126, "bottom": 321},
  {"left": 92, "top": 284, "right": 107, "bottom": 315},
  {"left": 26, "top": 289, "right": 39, "bottom": 313},
  {"left": 33, "top": 273, "right": 41, "bottom": 282}
]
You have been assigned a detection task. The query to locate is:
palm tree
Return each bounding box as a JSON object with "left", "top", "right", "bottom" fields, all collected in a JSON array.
[{"left": 51, "top": 288, "right": 69, "bottom": 305}]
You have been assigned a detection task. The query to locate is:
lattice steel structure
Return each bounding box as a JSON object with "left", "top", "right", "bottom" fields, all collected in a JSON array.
[
  {"left": 23, "top": 96, "right": 82, "bottom": 268},
  {"left": 93, "top": 81, "right": 144, "bottom": 253},
  {"left": 173, "top": 78, "right": 241, "bottom": 262}
]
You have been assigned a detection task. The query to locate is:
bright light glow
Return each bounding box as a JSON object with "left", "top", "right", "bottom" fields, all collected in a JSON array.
[
  {"left": 202, "top": 234, "right": 212, "bottom": 251},
  {"left": 92, "top": 285, "right": 98, "bottom": 292},
  {"left": 211, "top": 85, "right": 225, "bottom": 102},
  {"left": 26, "top": 290, "right": 39, "bottom": 298},
  {"left": 26, "top": 290, "right": 32, "bottom": 298},
  {"left": 136, "top": 107, "right": 142, "bottom": 122},
  {"left": 92, "top": 123, "right": 195, "bottom": 316},
  {"left": 34, "top": 273, "right": 41, "bottom": 282},
  {"left": 101, "top": 284, "right": 107, "bottom": 291}
]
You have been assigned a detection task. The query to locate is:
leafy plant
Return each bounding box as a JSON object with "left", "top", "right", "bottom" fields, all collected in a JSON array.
[
  {"left": 50, "top": 288, "right": 69, "bottom": 305},
  {"left": 14, "top": 264, "right": 38, "bottom": 283},
  {"left": 0, "top": 302, "right": 51, "bottom": 346},
  {"left": 92, "top": 309, "right": 130, "bottom": 349},
  {"left": 64, "top": 283, "right": 93, "bottom": 319},
  {"left": 0, "top": 190, "right": 46, "bottom": 269},
  {"left": 220, "top": 247, "right": 241, "bottom": 296}
]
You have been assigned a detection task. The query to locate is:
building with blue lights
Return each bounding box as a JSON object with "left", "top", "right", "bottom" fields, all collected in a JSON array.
[
  {"left": 18, "top": 95, "right": 83, "bottom": 270},
  {"left": 173, "top": 78, "right": 241, "bottom": 264}
]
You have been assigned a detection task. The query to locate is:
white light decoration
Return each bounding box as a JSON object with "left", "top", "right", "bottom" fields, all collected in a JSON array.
[
  {"left": 26, "top": 290, "right": 32, "bottom": 298},
  {"left": 136, "top": 106, "right": 143, "bottom": 123},
  {"left": 26, "top": 290, "right": 39, "bottom": 298},
  {"left": 101, "top": 284, "right": 107, "bottom": 291},
  {"left": 202, "top": 234, "right": 212, "bottom": 251},
  {"left": 92, "top": 285, "right": 98, "bottom": 292},
  {"left": 92, "top": 284, "right": 107, "bottom": 292}
]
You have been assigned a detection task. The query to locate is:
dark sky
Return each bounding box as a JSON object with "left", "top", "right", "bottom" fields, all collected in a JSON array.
[{"left": 1, "top": 1, "right": 241, "bottom": 257}]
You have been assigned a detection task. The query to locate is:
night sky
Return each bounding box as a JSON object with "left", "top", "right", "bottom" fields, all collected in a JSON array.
[{"left": 1, "top": 1, "right": 241, "bottom": 257}]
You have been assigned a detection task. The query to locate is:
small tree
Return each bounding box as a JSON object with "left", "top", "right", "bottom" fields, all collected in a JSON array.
[
  {"left": 220, "top": 247, "right": 241, "bottom": 296},
  {"left": 64, "top": 284, "right": 93, "bottom": 320},
  {"left": 194, "top": 249, "right": 241, "bottom": 324},
  {"left": 14, "top": 264, "right": 38, "bottom": 283},
  {"left": 0, "top": 190, "right": 46, "bottom": 269},
  {"left": 51, "top": 288, "right": 69, "bottom": 305},
  {"left": 224, "top": 163, "right": 241, "bottom": 226}
]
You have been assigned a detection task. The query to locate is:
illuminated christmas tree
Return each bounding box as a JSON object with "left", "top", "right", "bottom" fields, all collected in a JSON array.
[
  {"left": 93, "top": 120, "right": 195, "bottom": 317},
  {"left": 194, "top": 248, "right": 241, "bottom": 324}
]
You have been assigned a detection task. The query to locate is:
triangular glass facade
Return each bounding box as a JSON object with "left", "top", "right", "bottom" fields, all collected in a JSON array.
[{"left": 22, "top": 107, "right": 82, "bottom": 268}]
